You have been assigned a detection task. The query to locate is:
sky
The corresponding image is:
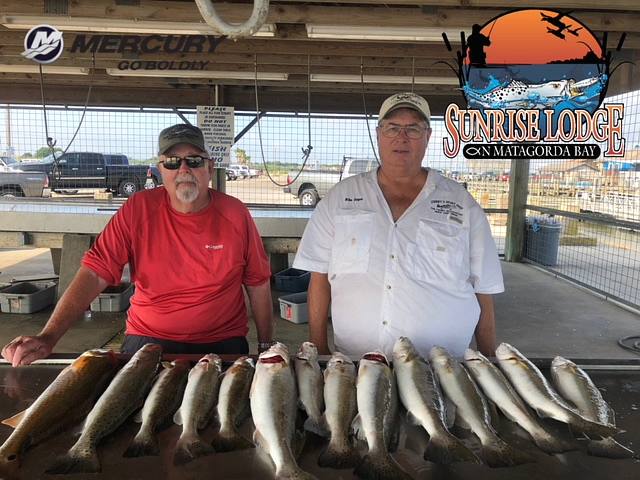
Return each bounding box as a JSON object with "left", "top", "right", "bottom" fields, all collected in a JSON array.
[{"left": 1, "top": 87, "right": 639, "bottom": 174}]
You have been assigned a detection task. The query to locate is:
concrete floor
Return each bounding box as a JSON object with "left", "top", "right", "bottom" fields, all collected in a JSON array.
[{"left": 1, "top": 247, "right": 639, "bottom": 359}]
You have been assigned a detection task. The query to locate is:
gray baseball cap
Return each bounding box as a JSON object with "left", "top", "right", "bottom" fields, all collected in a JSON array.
[
  {"left": 158, "top": 124, "right": 207, "bottom": 155},
  {"left": 378, "top": 92, "right": 431, "bottom": 126}
]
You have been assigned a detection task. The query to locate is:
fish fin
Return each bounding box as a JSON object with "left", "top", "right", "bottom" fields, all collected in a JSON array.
[
  {"left": 317, "top": 439, "right": 360, "bottom": 469},
  {"left": 173, "top": 408, "right": 183, "bottom": 426},
  {"left": 161, "top": 361, "right": 172, "bottom": 369},
  {"left": 133, "top": 410, "right": 143, "bottom": 423},
  {"left": 303, "top": 415, "right": 330, "bottom": 438},
  {"left": 480, "top": 437, "right": 535, "bottom": 468},
  {"left": 424, "top": 431, "right": 480, "bottom": 465},
  {"left": 587, "top": 437, "right": 635, "bottom": 459},
  {"left": 46, "top": 444, "right": 101, "bottom": 474},
  {"left": 570, "top": 415, "right": 620, "bottom": 439},
  {"left": 292, "top": 429, "right": 306, "bottom": 459},
  {"left": 443, "top": 398, "right": 456, "bottom": 429},
  {"left": 385, "top": 420, "right": 400, "bottom": 453},
  {"left": 253, "top": 428, "right": 269, "bottom": 454},
  {"left": 123, "top": 429, "right": 159, "bottom": 458},
  {"left": 453, "top": 411, "right": 472, "bottom": 431},
  {"left": 530, "top": 429, "right": 578, "bottom": 454},
  {"left": 487, "top": 400, "right": 500, "bottom": 428},
  {"left": 354, "top": 451, "right": 412, "bottom": 480},
  {"left": 1, "top": 410, "right": 27, "bottom": 429},
  {"left": 406, "top": 410, "right": 421, "bottom": 426},
  {"left": 173, "top": 434, "right": 214, "bottom": 466},
  {"left": 350, "top": 414, "right": 365, "bottom": 442},
  {"left": 211, "top": 429, "right": 254, "bottom": 453},
  {"left": 235, "top": 401, "right": 252, "bottom": 427}
]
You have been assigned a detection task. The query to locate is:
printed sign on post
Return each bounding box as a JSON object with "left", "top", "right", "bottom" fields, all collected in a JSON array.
[{"left": 197, "top": 106, "right": 234, "bottom": 165}]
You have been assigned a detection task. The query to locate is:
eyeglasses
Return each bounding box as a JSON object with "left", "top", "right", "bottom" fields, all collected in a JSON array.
[
  {"left": 379, "top": 123, "right": 429, "bottom": 139},
  {"left": 159, "top": 155, "right": 209, "bottom": 170}
]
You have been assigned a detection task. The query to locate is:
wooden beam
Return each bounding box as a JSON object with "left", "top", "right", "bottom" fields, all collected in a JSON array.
[
  {"left": 2, "top": 2, "right": 639, "bottom": 32},
  {"left": 505, "top": 159, "right": 530, "bottom": 262}
]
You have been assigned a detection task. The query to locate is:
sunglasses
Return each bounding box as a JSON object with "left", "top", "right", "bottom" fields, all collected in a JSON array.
[{"left": 160, "top": 155, "right": 209, "bottom": 170}]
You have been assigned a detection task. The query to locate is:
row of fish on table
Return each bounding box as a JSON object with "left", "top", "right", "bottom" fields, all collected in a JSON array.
[{"left": 0, "top": 338, "right": 634, "bottom": 479}]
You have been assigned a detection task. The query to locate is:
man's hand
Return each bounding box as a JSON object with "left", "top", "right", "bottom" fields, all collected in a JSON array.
[{"left": 2, "top": 335, "right": 55, "bottom": 367}]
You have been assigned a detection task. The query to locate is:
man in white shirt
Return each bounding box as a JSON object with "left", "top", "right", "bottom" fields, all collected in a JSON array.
[{"left": 293, "top": 92, "right": 504, "bottom": 359}]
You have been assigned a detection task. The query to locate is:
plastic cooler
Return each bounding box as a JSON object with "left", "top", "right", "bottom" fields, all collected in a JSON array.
[
  {"left": 0, "top": 281, "right": 57, "bottom": 314},
  {"left": 273, "top": 268, "right": 310, "bottom": 293},
  {"left": 91, "top": 283, "right": 134, "bottom": 312},
  {"left": 278, "top": 292, "right": 309, "bottom": 324}
]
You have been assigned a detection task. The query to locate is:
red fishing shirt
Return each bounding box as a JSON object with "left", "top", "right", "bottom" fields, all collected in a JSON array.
[{"left": 82, "top": 187, "right": 271, "bottom": 343}]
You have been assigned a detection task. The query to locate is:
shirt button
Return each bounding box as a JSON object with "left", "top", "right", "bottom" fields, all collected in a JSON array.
[
  {"left": 390, "top": 254, "right": 395, "bottom": 260},
  {"left": 386, "top": 285, "right": 392, "bottom": 290},
  {"left": 382, "top": 320, "right": 388, "bottom": 326}
]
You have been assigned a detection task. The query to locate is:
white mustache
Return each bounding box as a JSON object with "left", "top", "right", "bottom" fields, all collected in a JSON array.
[{"left": 175, "top": 173, "right": 197, "bottom": 185}]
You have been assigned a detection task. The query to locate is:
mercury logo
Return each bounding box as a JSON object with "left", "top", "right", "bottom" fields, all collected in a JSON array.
[{"left": 21, "top": 25, "right": 64, "bottom": 64}]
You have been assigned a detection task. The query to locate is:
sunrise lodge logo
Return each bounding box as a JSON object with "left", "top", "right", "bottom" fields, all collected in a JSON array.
[{"left": 441, "top": 9, "right": 628, "bottom": 159}]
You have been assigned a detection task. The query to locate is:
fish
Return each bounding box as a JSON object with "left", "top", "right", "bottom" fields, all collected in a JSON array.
[
  {"left": 317, "top": 352, "right": 359, "bottom": 469},
  {"left": 250, "top": 342, "right": 317, "bottom": 480},
  {"left": 551, "top": 356, "right": 634, "bottom": 459},
  {"left": 123, "top": 359, "right": 190, "bottom": 457},
  {"left": 429, "top": 346, "right": 533, "bottom": 468},
  {"left": 463, "top": 348, "right": 575, "bottom": 455},
  {"left": 463, "top": 76, "right": 603, "bottom": 109},
  {"left": 211, "top": 356, "right": 255, "bottom": 453},
  {"left": 0, "top": 350, "right": 118, "bottom": 477},
  {"left": 352, "top": 351, "right": 411, "bottom": 480},
  {"left": 173, "top": 353, "right": 222, "bottom": 466},
  {"left": 495, "top": 343, "right": 619, "bottom": 439},
  {"left": 393, "top": 338, "right": 479, "bottom": 465},
  {"left": 46, "top": 343, "right": 162, "bottom": 474},
  {"left": 294, "top": 342, "right": 328, "bottom": 437}
]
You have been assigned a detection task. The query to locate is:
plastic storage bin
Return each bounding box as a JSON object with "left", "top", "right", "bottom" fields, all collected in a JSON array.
[
  {"left": 278, "top": 292, "right": 309, "bottom": 324},
  {"left": 0, "top": 281, "right": 57, "bottom": 314},
  {"left": 525, "top": 217, "right": 562, "bottom": 266},
  {"left": 91, "top": 283, "right": 134, "bottom": 312},
  {"left": 274, "top": 268, "right": 310, "bottom": 293}
]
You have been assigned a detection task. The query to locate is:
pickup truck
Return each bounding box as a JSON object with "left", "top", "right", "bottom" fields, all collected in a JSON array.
[
  {"left": 283, "top": 157, "right": 378, "bottom": 206},
  {"left": 0, "top": 170, "right": 48, "bottom": 197},
  {"left": 18, "top": 152, "right": 162, "bottom": 197}
]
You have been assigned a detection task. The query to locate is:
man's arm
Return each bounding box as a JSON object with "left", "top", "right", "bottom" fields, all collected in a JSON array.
[
  {"left": 308, "top": 272, "right": 331, "bottom": 355},
  {"left": 245, "top": 280, "right": 274, "bottom": 350},
  {"left": 474, "top": 293, "right": 496, "bottom": 356},
  {"left": 1, "top": 266, "right": 109, "bottom": 366}
]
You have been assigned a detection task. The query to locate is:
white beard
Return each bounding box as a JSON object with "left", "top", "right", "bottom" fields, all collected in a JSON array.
[{"left": 175, "top": 174, "right": 199, "bottom": 203}]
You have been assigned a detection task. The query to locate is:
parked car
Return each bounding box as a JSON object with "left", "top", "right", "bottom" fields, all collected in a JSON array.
[
  {"left": 0, "top": 170, "right": 48, "bottom": 197},
  {"left": 18, "top": 152, "right": 162, "bottom": 197},
  {"left": 0, "top": 156, "right": 22, "bottom": 172},
  {"left": 225, "top": 168, "right": 237, "bottom": 181},
  {"left": 284, "top": 156, "right": 377, "bottom": 206},
  {"left": 228, "top": 164, "right": 251, "bottom": 179}
]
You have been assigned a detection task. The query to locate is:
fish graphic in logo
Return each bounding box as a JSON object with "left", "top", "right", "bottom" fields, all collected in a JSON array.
[
  {"left": 21, "top": 25, "right": 64, "bottom": 64},
  {"left": 443, "top": 9, "right": 624, "bottom": 136}
]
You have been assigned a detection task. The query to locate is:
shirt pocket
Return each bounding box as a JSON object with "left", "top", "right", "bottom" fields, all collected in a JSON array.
[
  {"left": 330, "top": 211, "right": 375, "bottom": 274},
  {"left": 409, "top": 219, "right": 469, "bottom": 286}
]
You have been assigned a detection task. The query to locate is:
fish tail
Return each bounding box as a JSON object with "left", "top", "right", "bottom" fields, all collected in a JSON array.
[
  {"left": 303, "top": 416, "right": 330, "bottom": 438},
  {"left": 571, "top": 416, "right": 620, "bottom": 439},
  {"left": 45, "top": 443, "right": 101, "bottom": 474},
  {"left": 123, "top": 428, "right": 159, "bottom": 457},
  {"left": 211, "top": 428, "right": 254, "bottom": 453},
  {"left": 424, "top": 432, "right": 480, "bottom": 465},
  {"left": 530, "top": 430, "right": 577, "bottom": 454},
  {"left": 173, "top": 432, "right": 215, "bottom": 466},
  {"left": 317, "top": 438, "right": 359, "bottom": 469},
  {"left": 480, "top": 437, "right": 535, "bottom": 468},
  {"left": 354, "top": 450, "right": 412, "bottom": 480},
  {"left": 275, "top": 464, "right": 317, "bottom": 480},
  {"left": 587, "top": 437, "right": 635, "bottom": 459}
]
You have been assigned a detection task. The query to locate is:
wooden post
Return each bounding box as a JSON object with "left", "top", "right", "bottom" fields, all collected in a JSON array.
[{"left": 505, "top": 159, "right": 530, "bottom": 262}]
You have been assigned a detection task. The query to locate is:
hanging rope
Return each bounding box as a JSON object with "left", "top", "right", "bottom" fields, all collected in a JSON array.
[
  {"left": 254, "top": 53, "right": 313, "bottom": 188},
  {"left": 360, "top": 57, "right": 380, "bottom": 165}
]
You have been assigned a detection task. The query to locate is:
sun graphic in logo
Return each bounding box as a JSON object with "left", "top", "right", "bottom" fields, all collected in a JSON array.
[{"left": 445, "top": 9, "right": 618, "bottom": 135}]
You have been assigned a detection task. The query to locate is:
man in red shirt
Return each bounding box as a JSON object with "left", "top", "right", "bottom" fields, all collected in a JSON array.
[{"left": 2, "top": 124, "right": 274, "bottom": 365}]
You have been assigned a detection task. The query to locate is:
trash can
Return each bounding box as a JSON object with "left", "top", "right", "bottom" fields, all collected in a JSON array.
[{"left": 525, "top": 217, "right": 562, "bottom": 266}]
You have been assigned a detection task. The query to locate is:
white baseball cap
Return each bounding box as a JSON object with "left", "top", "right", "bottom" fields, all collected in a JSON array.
[{"left": 378, "top": 92, "right": 431, "bottom": 126}]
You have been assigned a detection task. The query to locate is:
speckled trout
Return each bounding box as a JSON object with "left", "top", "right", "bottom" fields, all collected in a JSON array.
[
  {"left": 212, "top": 356, "right": 255, "bottom": 452},
  {"left": 124, "top": 358, "right": 190, "bottom": 457},
  {"left": 46, "top": 343, "right": 162, "bottom": 474},
  {"left": 294, "top": 342, "right": 327, "bottom": 437},
  {"left": 173, "top": 354, "right": 222, "bottom": 465},
  {"left": 551, "top": 356, "right": 633, "bottom": 458},
  {"left": 0, "top": 350, "right": 118, "bottom": 477},
  {"left": 250, "top": 342, "right": 317, "bottom": 480}
]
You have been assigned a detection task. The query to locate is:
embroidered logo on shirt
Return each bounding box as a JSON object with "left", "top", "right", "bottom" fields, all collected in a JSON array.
[
  {"left": 205, "top": 244, "right": 224, "bottom": 250},
  {"left": 344, "top": 197, "right": 364, "bottom": 202},
  {"left": 430, "top": 199, "right": 464, "bottom": 224}
]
